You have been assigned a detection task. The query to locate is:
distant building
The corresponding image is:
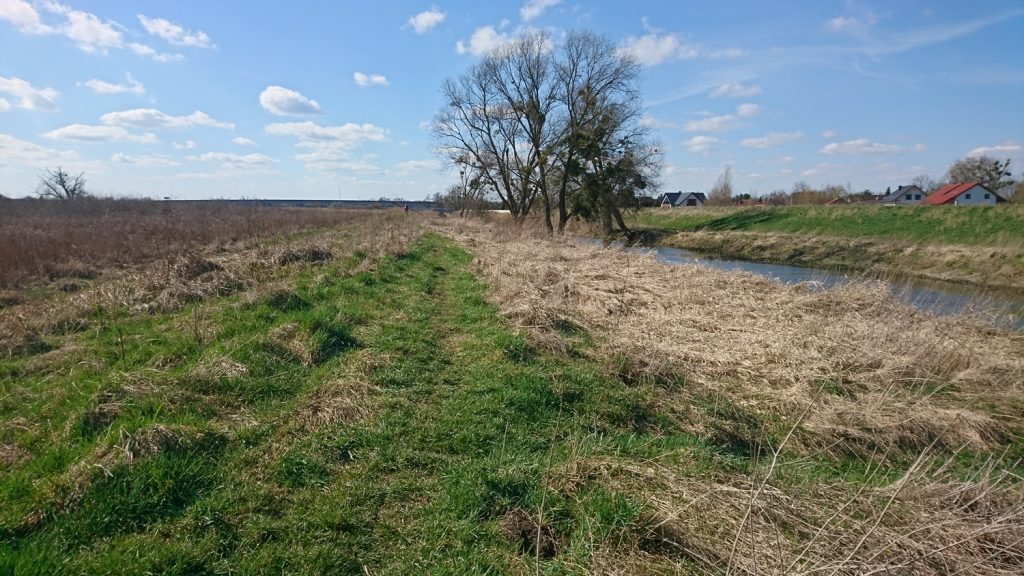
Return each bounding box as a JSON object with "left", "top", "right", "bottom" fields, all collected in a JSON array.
[
  {"left": 924, "top": 182, "right": 1003, "bottom": 206},
  {"left": 828, "top": 191, "right": 884, "bottom": 205},
  {"left": 660, "top": 191, "right": 707, "bottom": 208},
  {"left": 881, "top": 185, "right": 926, "bottom": 205}
]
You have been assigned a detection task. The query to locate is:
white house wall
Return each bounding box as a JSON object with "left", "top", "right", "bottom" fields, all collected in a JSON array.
[
  {"left": 895, "top": 190, "right": 925, "bottom": 204},
  {"left": 952, "top": 185, "right": 998, "bottom": 206}
]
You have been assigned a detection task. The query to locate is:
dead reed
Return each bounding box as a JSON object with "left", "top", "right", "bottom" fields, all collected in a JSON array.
[{"left": 437, "top": 216, "right": 1024, "bottom": 574}]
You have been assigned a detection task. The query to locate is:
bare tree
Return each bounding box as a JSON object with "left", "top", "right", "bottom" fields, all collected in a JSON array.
[
  {"left": 434, "top": 30, "right": 658, "bottom": 235},
  {"left": 947, "top": 155, "right": 1013, "bottom": 191},
  {"left": 440, "top": 162, "right": 488, "bottom": 215},
  {"left": 36, "top": 167, "right": 89, "bottom": 200},
  {"left": 911, "top": 174, "right": 940, "bottom": 193},
  {"left": 707, "top": 165, "right": 733, "bottom": 205},
  {"left": 434, "top": 33, "right": 558, "bottom": 226},
  {"left": 554, "top": 31, "right": 651, "bottom": 234}
]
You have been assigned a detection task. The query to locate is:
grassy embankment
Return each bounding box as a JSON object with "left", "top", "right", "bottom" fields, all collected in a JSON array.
[
  {"left": 630, "top": 205, "right": 1024, "bottom": 290},
  {"left": 1, "top": 206, "right": 1022, "bottom": 574}
]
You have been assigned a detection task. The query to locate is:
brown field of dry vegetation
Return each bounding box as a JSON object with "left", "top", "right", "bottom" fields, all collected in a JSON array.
[
  {"left": 0, "top": 202, "right": 412, "bottom": 358},
  {"left": 437, "top": 216, "right": 1024, "bottom": 574},
  {"left": 0, "top": 197, "right": 382, "bottom": 288}
]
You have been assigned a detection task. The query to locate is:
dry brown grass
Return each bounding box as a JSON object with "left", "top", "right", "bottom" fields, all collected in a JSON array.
[
  {"left": 0, "top": 210, "right": 419, "bottom": 358},
  {"left": 560, "top": 451, "right": 1023, "bottom": 575},
  {"left": 293, "top": 349, "right": 383, "bottom": 433},
  {"left": 436, "top": 216, "right": 1024, "bottom": 574},
  {"left": 440, "top": 218, "right": 1023, "bottom": 455},
  {"left": 0, "top": 198, "right": 386, "bottom": 288}
]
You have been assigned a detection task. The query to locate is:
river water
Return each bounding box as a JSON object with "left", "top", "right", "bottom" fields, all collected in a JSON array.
[{"left": 589, "top": 240, "right": 1024, "bottom": 332}]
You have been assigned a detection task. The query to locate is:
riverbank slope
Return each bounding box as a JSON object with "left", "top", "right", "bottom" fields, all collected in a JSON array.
[{"left": 630, "top": 205, "right": 1024, "bottom": 291}]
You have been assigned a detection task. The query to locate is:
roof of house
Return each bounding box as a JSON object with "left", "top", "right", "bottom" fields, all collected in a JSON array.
[
  {"left": 661, "top": 191, "right": 683, "bottom": 205},
  {"left": 923, "top": 182, "right": 990, "bottom": 205},
  {"left": 661, "top": 191, "right": 706, "bottom": 205},
  {"left": 881, "top": 185, "right": 924, "bottom": 203}
]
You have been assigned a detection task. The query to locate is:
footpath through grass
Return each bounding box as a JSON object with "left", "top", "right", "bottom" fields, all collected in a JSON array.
[
  {"left": 0, "top": 232, "right": 739, "bottom": 573},
  {"left": 633, "top": 204, "right": 1024, "bottom": 247}
]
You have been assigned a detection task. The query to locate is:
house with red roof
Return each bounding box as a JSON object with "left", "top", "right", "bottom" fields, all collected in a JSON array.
[{"left": 924, "top": 182, "right": 1003, "bottom": 206}]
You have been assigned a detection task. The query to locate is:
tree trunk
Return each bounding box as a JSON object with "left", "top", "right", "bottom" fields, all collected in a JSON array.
[
  {"left": 542, "top": 194, "right": 554, "bottom": 234},
  {"left": 612, "top": 206, "right": 630, "bottom": 235},
  {"left": 601, "top": 207, "right": 613, "bottom": 237},
  {"left": 557, "top": 176, "right": 569, "bottom": 234}
]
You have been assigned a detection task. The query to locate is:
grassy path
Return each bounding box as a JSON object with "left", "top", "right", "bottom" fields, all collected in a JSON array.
[{"left": 1, "top": 233, "right": 718, "bottom": 574}]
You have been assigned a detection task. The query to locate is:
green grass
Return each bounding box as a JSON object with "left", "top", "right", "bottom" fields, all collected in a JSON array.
[
  {"left": 0, "top": 233, "right": 742, "bottom": 573},
  {"left": 2, "top": 231, "right": 1018, "bottom": 574},
  {"left": 632, "top": 205, "right": 1024, "bottom": 246}
]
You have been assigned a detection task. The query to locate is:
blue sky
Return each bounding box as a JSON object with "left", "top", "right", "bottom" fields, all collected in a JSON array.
[{"left": 1, "top": 0, "right": 1022, "bottom": 200}]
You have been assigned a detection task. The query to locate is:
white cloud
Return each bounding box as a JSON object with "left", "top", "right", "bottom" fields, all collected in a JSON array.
[
  {"left": 80, "top": 73, "right": 144, "bottom": 95},
  {"left": 43, "top": 124, "right": 157, "bottom": 143},
  {"left": 708, "top": 48, "right": 746, "bottom": 59},
  {"left": 354, "top": 72, "right": 389, "bottom": 87},
  {"left": 111, "top": 153, "right": 178, "bottom": 166},
  {"left": 58, "top": 4, "right": 123, "bottom": 53},
  {"left": 639, "top": 114, "right": 677, "bottom": 129},
  {"left": 396, "top": 159, "right": 440, "bottom": 172},
  {"left": 759, "top": 156, "right": 795, "bottom": 165},
  {"left": 137, "top": 14, "right": 214, "bottom": 48},
  {"left": 455, "top": 26, "right": 510, "bottom": 56},
  {"left": 172, "top": 140, "right": 196, "bottom": 150},
  {"left": 684, "top": 103, "right": 760, "bottom": 132},
  {"left": 0, "top": 76, "right": 59, "bottom": 111},
  {"left": 294, "top": 150, "right": 382, "bottom": 173},
  {"left": 127, "top": 42, "right": 184, "bottom": 62},
  {"left": 1, "top": 2, "right": 182, "bottom": 61},
  {"left": 736, "top": 103, "right": 761, "bottom": 118},
  {"left": 619, "top": 32, "right": 698, "bottom": 66},
  {"left": 520, "top": 0, "right": 561, "bottom": 22},
  {"left": 683, "top": 135, "right": 718, "bottom": 153},
  {"left": 188, "top": 151, "right": 275, "bottom": 167},
  {"left": 741, "top": 131, "right": 804, "bottom": 149},
  {"left": 259, "top": 85, "right": 323, "bottom": 116},
  {"left": 0, "top": 98, "right": 9, "bottom": 111},
  {"left": 820, "top": 138, "right": 923, "bottom": 156},
  {"left": 100, "top": 108, "right": 234, "bottom": 130},
  {"left": 826, "top": 13, "right": 877, "bottom": 35},
  {"left": 264, "top": 121, "right": 386, "bottom": 148},
  {"left": 966, "top": 141, "right": 1021, "bottom": 157},
  {"left": 822, "top": 130, "right": 838, "bottom": 139},
  {"left": 0, "top": 0, "right": 52, "bottom": 33},
  {"left": 233, "top": 137, "right": 257, "bottom": 147},
  {"left": 709, "top": 82, "right": 761, "bottom": 98},
  {"left": 0, "top": 133, "right": 78, "bottom": 167},
  {"left": 266, "top": 121, "right": 387, "bottom": 172},
  {"left": 407, "top": 8, "right": 445, "bottom": 34}
]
